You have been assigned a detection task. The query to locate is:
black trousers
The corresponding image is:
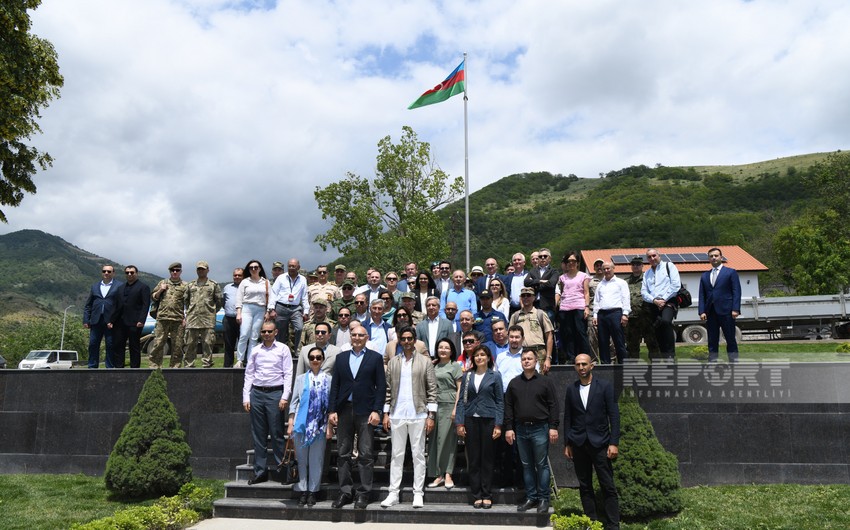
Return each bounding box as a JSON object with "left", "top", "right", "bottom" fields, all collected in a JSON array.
[
  {"left": 573, "top": 442, "right": 619, "bottom": 529},
  {"left": 466, "top": 416, "right": 496, "bottom": 501},
  {"left": 646, "top": 302, "right": 677, "bottom": 358},
  {"left": 558, "top": 309, "right": 589, "bottom": 364},
  {"left": 223, "top": 315, "right": 239, "bottom": 367},
  {"left": 113, "top": 322, "right": 143, "bottom": 368},
  {"left": 335, "top": 401, "right": 375, "bottom": 496},
  {"left": 596, "top": 309, "right": 627, "bottom": 364}
]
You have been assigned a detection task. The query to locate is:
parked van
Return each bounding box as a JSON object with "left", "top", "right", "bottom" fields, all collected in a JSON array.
[{"left": 18, "top": 350, "right": 79, "bottom": 369}]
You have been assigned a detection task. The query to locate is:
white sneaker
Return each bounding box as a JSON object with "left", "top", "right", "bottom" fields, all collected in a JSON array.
[
  {"left": 234, "top": 360, "right": 243, "bottom": 368},
  {"left": 380, "top": 492, "right": 399, "bottom": 508},
  {"left": 412, "top": 493, "right": 424, "bottom": 508}
]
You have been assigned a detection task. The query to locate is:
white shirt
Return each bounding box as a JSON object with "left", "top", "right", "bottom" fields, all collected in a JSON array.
[
  {"left": 593, "top": 276, "right": 631, "bottom": 317},
  {"left": 100, "top": 281, "right": 113, "bottom": 298},
  {"left": 579, "top": 381, "right": 591, "bottom": 409},
  {"left": 389, "top": 355, "right": 426, "bottom": 420},
  {"left": 427, "top": 317, "right": 440, "bottom": 357}
]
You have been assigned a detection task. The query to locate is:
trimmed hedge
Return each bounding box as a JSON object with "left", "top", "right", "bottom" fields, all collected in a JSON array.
[{"left": 104, "top": 370, "right": 192, "bottom": 499}]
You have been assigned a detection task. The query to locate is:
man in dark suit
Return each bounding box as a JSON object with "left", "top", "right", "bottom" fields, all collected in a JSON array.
[
  {"left": 415, "top": 296, "right": 453, "bottom": 357},
  {"left": 524, "top": 248, "right": 559, "bottom": 321},
  {"left": 563, "top": 354, "right": 620, "bottom": 529},
  {"left": 476, "top": 257, "right": 510, "bottom": 299},
  {"left": 698, "top": 247, "right": 742, "bottom": 363},
  {"left": 82, "top": 264, "right": 124, "bottom": 369},
  {"left": 114, "top": 265, "right": 151, "bottom": 368},
  {"left": 328, "top": 324, "right": 387, "bottom": 510}
]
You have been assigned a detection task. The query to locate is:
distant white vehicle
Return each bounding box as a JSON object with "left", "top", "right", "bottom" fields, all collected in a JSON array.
[{"left": 18, "top": 350, "right": 79, "bottom": 369}]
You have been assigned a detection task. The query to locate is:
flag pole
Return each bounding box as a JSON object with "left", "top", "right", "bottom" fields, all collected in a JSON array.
[{"left": 463, "top": 52, "right": 470, "bottom": 273}]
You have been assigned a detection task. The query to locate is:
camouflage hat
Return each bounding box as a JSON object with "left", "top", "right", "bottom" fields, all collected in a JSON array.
[
  {"left": 479, "top": 289, "right": 493, "bottom": 299},
  {"left": 168, "top": 262, "right": 182, "bottom": 270},
  {"left": 342, "top": 280, "right": 356, "bottom": 288},
  {"left": 400, "top": 291, "right": 416, "bottom": 300},
  {"left": 196, "top": 260, "right": 209, "bottom": 270},
  {"left": 520, "top": 286, "right": 536, "bottom": 296},
  {"left": 630, "top": 256, "right": 644, "bottom": 265},
  {"left": 311, "top": 298, "right": 329, "bottom": 308},
  {"left": 335, "top": 264, "right": 347, "bottom": 271},
  {"left": 272, "top": 261, "right": 284, "bottom": 269}
]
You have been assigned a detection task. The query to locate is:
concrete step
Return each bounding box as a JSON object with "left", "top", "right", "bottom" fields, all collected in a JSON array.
[
  {"left": 224, "top": 481, "right": 526, "bottom": 505},
  {"left": 213, "top": 497, "right": 552, "bottom": 526}
]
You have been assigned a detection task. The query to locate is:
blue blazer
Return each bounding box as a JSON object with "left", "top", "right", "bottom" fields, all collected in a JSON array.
[
  {"left": 475, "top": 274, "right": 511, "bottom": 298},
  {"left": 563, "top": 377, "right": 620, "bottom": 449},
  {"left": 456, "top": 369, "right": 504, "bottom": 426},
  {"left": 698, "top": 266, "right": 742, "bottom": 316},
  {"left": 83, "top": 281, "right": 124, "bottom": 326},
  {"left": 328, "top": 348, "right": 386, "bottom": 417}
]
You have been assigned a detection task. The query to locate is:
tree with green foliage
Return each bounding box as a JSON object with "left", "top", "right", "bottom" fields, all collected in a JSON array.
[
  {"left": 0, "top": 316, "right": 88, "bottom": 367},
  {"left": 0, "top": 0, "right": 64, "bottom": 223},
  {"left": 105, "top": 370, "right": 193, "bottom": 499},
  {"left": 608, "top": 391, "right": 682, "bottom": 520},
  {"left": 774, "top": 151, "right": 850, "bottom": 294},
  {"left": 314, "top": 126, "right": 464, "bottom": 271}
]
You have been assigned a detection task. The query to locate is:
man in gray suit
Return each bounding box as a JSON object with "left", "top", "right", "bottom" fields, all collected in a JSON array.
[{"left": 415, "top": 296, "right": 453, "bottom": 358}]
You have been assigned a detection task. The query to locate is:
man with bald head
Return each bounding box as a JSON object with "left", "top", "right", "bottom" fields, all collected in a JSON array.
[
  {"left": 328, "top": 324, "right": 386, "bottom": 510},
  {"left": 592, "top": 262, "right": 630, "bottom": 365},
  {"left": 563, "top": 354, "right": 620, "bottom": 528}
]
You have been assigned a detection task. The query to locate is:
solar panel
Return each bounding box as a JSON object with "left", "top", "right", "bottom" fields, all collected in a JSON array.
[
  {"left": 664, "top": 253, "right": 683, "bottom": 262},
  {"left": 680, "top": 253, "right": 701, "bottom": 262},
  {"left": 611, "top": 255, "right": 630, "bottom": 264}
]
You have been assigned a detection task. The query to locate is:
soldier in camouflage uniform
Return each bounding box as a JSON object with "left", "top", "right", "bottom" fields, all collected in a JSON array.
[
  {"left": 183, "top": 261, "right": 223, "bottom": 368},
  {"left": 149, "top": 262, "right": 188, "bottom": 368},
  {"left": 399, "top": 292, "right": 425, "bottom": 325},
  {"left": 307, "top": 265, "right": 338, "bottom": 307},
  {"left": 330, "top": 280, "right": 357, "bottom": 320},
  {"left": 626, "top": 257, "right": 659, "bottom": 359},
  {"left": 586, "top": 259, "right": 604, "bottom": 363},
  {"left": 300, "top": 298, "right": 336, "bottom": 349}
]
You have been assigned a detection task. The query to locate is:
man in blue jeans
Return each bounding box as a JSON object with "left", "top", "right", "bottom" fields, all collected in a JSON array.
[{"left": 504, "top": 350, "right": 560, "bottom": 513}]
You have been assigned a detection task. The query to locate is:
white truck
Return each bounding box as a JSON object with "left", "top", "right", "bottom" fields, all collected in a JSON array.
[
  {"left": 17, "top": 350, "right": 79, "bottom": 369},
  {"left": 676, "top": 293, "right": 850, "bottom": 343}
]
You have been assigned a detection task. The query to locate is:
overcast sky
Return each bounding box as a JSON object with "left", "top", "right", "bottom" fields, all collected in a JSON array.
[{"left": 3, "top": 0, "right": 849, "bottom": 280}]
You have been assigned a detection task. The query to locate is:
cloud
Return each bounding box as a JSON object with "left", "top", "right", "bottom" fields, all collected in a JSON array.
[{"left": 3, "top": 0, "right": 849, "bottom": 278}]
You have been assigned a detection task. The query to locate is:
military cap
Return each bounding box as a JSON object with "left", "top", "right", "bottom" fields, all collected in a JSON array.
[
  {"left": 311, "top": 298, "right": 329, "bottom": 308},
  {"left": 335, "top": 264, "right": 347, "bottom": 271},
  {"left": 272, "top": 261, "right": 284, "bottom": 269},
  {"left": 479, "top": 289, "right": 493, "bottom": 299},
  {"left": 168, "top": 262, "right": 182, "bottom": 270},
  {"left": 196, "top": 260, "right": 209, "bottom": 270}
]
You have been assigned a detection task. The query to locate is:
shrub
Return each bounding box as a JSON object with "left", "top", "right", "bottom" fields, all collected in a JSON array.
[
  {"left": 71, "top": 484, "right": 214, "bottom": 530},
  {"left": 836, "top": 342, "right": 850, "bottom": 353},
  {"left": 104, "top": 370, "right": 192, "bottom": 499},
  {"left": 550, "top": 513, "right": 604, "bottom": 530},
  {"left": 610, "top": 391, "right": 683, "bottom": 520}
]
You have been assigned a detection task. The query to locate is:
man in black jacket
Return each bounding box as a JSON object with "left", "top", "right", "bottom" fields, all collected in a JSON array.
[
  {"left": 563, "top": 354, "right": 621, "bottom": 529},
  {"left": 114, "top": 265, "right": 151, "bottom": 368}
]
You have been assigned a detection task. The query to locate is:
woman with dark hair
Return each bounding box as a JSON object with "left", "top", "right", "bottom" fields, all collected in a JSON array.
[
  {"left": 380, "top": 291, "right": 396, "bottom": 323},
  {"left": 235, "top": 259, "right": 270, "bottom": 368},
  {"left": 412, "top": 271, "right": 439, "bottom": 313},
  {"left": 456, "top": 345, "right": 503, "bottom": 508},
  {"left": 288, "top": 346, "right": 332, "bottom": 506},
  {"left": 556, "top": 250, "right": 590, "bottom": 364},
  {"left": 489, "top": 278, "right": 510, "bottom": 317},
  {"left": 384, "top": 307, "right": 428, "bottom": 363},
  {"left": 428, "top": 337, "right": 462, "bottom": 489}
]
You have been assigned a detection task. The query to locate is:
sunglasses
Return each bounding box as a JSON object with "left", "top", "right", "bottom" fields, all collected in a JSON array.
[
  {"left": 314, "top": 330, "right": 328, "bottom": 335},
  {"left": 170, "top": 268, "right": 181, "bottom": 272},
  {"left": 399, "top": 336, "right": 415, "bottom": 342},
  {"left": 338, "top": 313, "right": 351, "bottom": 318},
  {"left": 317, "top": 271, "right": 327, "bottom": 274},
  {"left": 124, "top": 271, "right": 135, "bottom": 275},
  {"left": 260, "top": 330, "right": 276, "bottom": 334},
  {"left": 308, "top": 355, "right": 324, "bottom": 361},
  {"left": 249, "top": 265, "right": 260, "bottom": 270},
  {"left": 462, "top": 339, "right": 477, "bottom": 345},
  {"left": 386, "top": 277, "right": 398, "bottom": 281},
  {"left": 355, "top": 301, "right": 367, "bottom": 305},
  {"left": 102, "top": 270, "right": 113, "bottom": 274}
]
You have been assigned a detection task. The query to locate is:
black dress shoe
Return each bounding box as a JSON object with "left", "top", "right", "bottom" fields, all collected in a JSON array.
[
  {"left": 517, "top": 499, "right": 539, "bottom": 512},
  {"left": 332, "top": 493, "right": 353, "bottom": 509},
  {"left": 247, "top": 472, "right": 268, "bottom": 485},
  {"left": 354, "top": 493, "right": 369, "bottom": 509},
  {"left": 537, "top": 500, "right": 550, "bottom": 513},
  {"left": 298, "top": 492, "right": 308, "bottom": 506},
  {"left": 306, "top": 492, "right": 316, "bottom": 506}
]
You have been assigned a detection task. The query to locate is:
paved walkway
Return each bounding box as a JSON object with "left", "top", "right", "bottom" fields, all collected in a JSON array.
[{"left": 191, "top": 519, "right": 535, "bottom": 530}]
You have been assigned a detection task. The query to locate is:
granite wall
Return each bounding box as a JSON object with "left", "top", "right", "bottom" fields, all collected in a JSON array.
[{"left": 1, "top": 363, "right": 848, "bottom": 486}]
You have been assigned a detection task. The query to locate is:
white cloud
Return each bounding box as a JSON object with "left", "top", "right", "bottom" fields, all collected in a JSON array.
[{"left": 3, "top": 0, "right": 849, "bottom": 278}]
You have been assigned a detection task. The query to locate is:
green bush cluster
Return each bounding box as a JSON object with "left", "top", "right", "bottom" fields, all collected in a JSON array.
[
  {"left": 550, "top": 513, "right": 604, "bottom": 530},
  {"left": 104, "top": 370, "right": 193, "bottom": 499},
  {"left": 836, "top": 342, "right": 850, "bottom": 353},
  {"left": 71, "top": 483, "right": 213, "bottom": 530},
  {"left": 611, "top": 391, "right": 683, "bottom": 520}
]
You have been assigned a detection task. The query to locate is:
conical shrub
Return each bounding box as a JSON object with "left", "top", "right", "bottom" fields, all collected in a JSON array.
[
  {"left": 607, "top": 391, "right": 682, "bottom": 520},
  {"left": 104, "top": 370, "right": 192, "bottom": 499}
]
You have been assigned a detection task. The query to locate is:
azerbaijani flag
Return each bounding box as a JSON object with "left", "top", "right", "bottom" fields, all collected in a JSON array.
[{"left": 408, "top": 60, "right": 465, "bottom": 110}]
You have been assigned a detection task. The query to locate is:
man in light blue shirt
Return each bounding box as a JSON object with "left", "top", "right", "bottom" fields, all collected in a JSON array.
[
  {"left": 439, "top": 270, "right": 477, "bottom": 320},
  {"left": 268, "top": 258, "right": 309, "bottom": 350},
  {"left": 641, "top": 248, "right": 681, "bottom": 361}
]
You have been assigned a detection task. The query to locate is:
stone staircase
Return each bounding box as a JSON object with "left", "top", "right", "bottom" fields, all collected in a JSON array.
[{"left": 213, "top": 433, "right": 552, "bottom": 526}]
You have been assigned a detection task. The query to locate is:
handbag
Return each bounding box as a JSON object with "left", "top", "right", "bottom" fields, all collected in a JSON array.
[
  {"left": 666, "top": 262, "right": 692, "bottom": 308},
  {"left": 278, "top": 438, "right": 299, "bottom": 484}
]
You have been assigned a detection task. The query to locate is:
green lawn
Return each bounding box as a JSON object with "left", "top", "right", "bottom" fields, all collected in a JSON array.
[
  {"left": 674, "top": 341, "right": 850, "bottom": 363},
  {"left": 555, "top": 484, "right": 850, "bottom": 529},
  {"left": 0, "top": 474, "right": 224, "bottom": 530}
]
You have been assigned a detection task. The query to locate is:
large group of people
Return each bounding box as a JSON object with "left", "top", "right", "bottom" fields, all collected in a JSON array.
[{"left": 83, "top": 246, "right": 744, "bottom": 528}]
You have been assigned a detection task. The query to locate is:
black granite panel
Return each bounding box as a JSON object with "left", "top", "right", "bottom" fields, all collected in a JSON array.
[
  {"left": 688, "top": 413, "right": 792, "bottom": 464},
  {"left": 37, "top": 411, "right": 122, "bottom": 455},
  {"left": 678, "top": 463, "right": 745, "bottom": 486},
  {"left": 646, "top": 413, "right": 691, "bottom": 462},
  {"left": 164, "top": 370, "right": 235, "bottom": 413},
  {"left": 742, "top": 463, "right": 850, "bottom": 485},
  {"left": 3, "top": 372, "right": 82, "bottom": 412},
  {"left": 788, "top": 414, "right": 847, "bottom": 464},
  {"left": 0, "top": 412, "right": 38, "bottom": 452},
  {"left": 76, "top": 371, "right": 147, "bottom": 412},
  {"left": 185, "top": 412, "right": 251, "bottom": 457}
]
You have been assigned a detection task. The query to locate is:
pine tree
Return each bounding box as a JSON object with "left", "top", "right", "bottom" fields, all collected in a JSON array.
[{"left": 104, "top": 370, "right": 192, "bottom": 498}]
